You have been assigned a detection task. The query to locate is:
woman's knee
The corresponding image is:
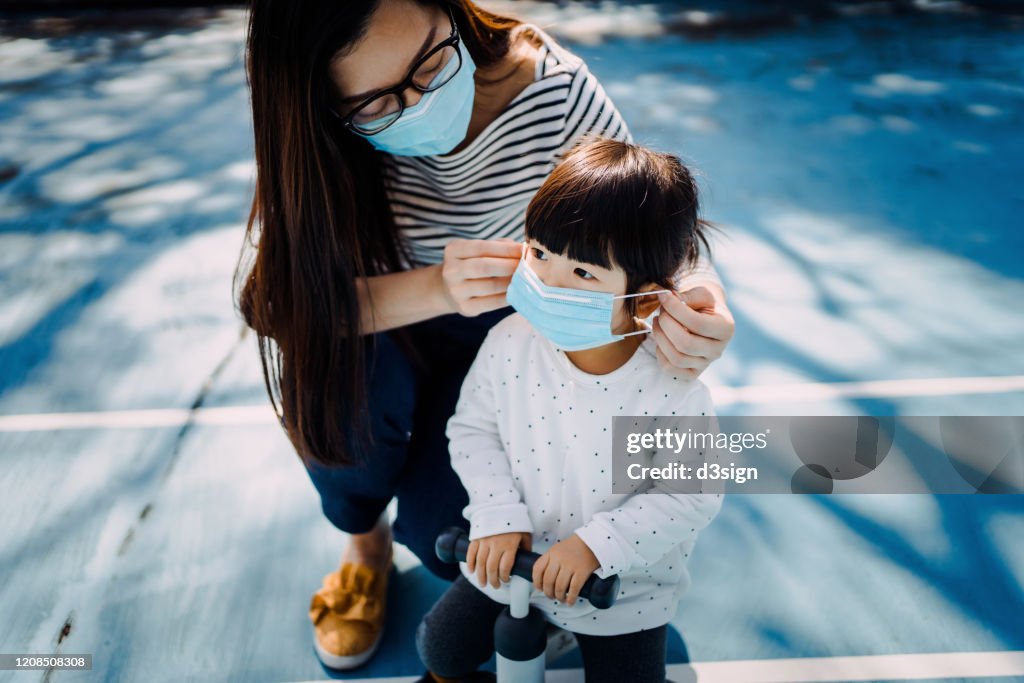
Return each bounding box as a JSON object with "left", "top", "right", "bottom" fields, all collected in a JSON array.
[{"left": 301, "top": 332, "right": 420, "bottom": 533}]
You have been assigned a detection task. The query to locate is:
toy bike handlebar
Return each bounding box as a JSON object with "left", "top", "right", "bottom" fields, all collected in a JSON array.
[{"left": 435, "top": 527, "right": 620, "bottom": 610}]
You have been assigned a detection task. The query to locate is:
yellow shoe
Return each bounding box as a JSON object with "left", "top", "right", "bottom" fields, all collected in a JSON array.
[{"left": 309, "top": 557, "right": 391, "bottom": 670}]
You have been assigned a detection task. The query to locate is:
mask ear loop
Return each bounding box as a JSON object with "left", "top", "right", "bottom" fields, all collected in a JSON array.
[{"left": 614, "top": 289, "right": 674, "bottom": 338}]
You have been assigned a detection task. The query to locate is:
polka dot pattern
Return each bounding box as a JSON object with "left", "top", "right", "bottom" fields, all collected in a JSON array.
[{"left": 447, "top": 313, "right": 724, "bottom": 636}]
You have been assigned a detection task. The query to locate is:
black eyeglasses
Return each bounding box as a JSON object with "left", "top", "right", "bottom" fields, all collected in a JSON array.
[{"left": 332, "top": 6, "right": 462, "bottom": 135}]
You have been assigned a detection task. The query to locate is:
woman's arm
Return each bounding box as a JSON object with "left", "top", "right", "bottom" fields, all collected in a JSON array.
[
  {"left": 357, "top": 238, "right": 522, "bottom": 334},
  {"left": 357, "top": 264, "right": 450, "bottom": 333}
]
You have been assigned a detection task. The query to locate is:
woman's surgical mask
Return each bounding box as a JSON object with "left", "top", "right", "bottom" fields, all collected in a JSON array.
[
  {"left": 506, "top": 248, "right": 671, "bottom": 351},
  {"left": 356, "top": 42, "right": 477, "bottom": 157}
]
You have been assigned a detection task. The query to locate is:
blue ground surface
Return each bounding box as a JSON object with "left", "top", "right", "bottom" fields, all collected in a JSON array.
[{"left": 0, "top": 3, "right": 1021, "bottom": 682}]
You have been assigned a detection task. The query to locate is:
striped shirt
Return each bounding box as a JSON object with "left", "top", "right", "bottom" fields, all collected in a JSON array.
[{"left": 382, "top": 24, "right": 720, "bottom": 288}]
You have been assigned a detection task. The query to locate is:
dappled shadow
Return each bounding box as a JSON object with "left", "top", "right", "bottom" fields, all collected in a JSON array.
[
  {"left": 1, "top": 2, "right": 1022, "bottom": 677},
  {"left": 0, "top": 9, "right": 254, "bottom": 406},
  {"left": 818, "top": 492, "right": 1024, "bottom": 649},
  {"left": 498, "top": 0, "right": 1024, "bottom": 46},
  {"left": 558, "top": 6, "right": 1024, "bottom": 663}
]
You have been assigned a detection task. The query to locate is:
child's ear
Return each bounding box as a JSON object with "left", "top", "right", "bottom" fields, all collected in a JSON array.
[{"left": 634, "top": 284, "right": 667, "bottom": 319}]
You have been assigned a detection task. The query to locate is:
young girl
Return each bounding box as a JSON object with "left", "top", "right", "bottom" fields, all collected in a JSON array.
[{"left": 415, "top": 137, "right": 725, "bottom": 683}]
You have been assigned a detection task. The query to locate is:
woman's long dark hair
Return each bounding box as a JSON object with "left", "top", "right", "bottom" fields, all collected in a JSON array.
[{"left": 235, "top": 0, "right": 521, "bottom": 467}]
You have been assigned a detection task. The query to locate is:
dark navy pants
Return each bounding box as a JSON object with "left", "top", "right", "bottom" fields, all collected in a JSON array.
[
  {"left": 304, "top": 307, "right": 514, "bottom": 580},
  {"left": 418, "top": 575, "right": 668, "bottom": 681}
]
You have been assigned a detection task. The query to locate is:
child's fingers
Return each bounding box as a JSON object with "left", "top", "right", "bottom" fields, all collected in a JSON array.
[
  {"left": 486, "top": 546, "right": 503, "bottom": 588},
  {"left": 566, "top": 572, "right": 585, "bottom": 606},
  {"left": 541, "top": 560, "right": 560, "bottom": 600},
  {"left": 554, "top": 566, "right": 572, "bottom": 603},
  {"left": 466, "top": 539, "right": 478, "bottom": 573},
  {"left": 532, "top": 553, "right": 549, "bottom": 589},
  {"left": 475, "top": 544, "right": 490, "bottom": 587},
  {"left": 498, "top": 547, "right": 515, "bottom": 583}
]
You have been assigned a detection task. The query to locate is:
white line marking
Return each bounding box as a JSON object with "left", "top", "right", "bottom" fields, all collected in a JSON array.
[
  {"left": 283, "top": 650, "right": 1024, "bottom": 683},
  {"left": 666, "top": 649, "right": 1024, "bottom": 682},
  {"left": 713, "top": 374, "right": 1024, "bottom": 406},
  {"left": 0, "top": 375, "right": 1022, "bottom": 433},
  {"left": 0, "top": 405, "right": 279, "bottom": 432}
]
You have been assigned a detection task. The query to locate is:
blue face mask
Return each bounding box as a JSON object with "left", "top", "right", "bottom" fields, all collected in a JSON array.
[
  {"left": 506, "top": 250, "right": 671, "bottom": 351},
  {"left": 357, "top": 43, "right": 477, "bottom": 157}
]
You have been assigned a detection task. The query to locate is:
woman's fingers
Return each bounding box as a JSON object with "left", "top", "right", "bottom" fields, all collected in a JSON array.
[
  {"left": 652, "top": 317, "right": 707, "bottom": 372},
  {"left": 459, "top": 291, "right": 511, "bottom": 317},
  {"left": 655, "top": 345, "right": 702, "bottom": 379},
  {"left": 446, "top": 237, "right": 523, "bottom": 260},
  {"left": 663, "top": 288, "right": 735, "bottom": 341},
  {"left": 676, "top": 285, "right": 716, "bottom": 311},
  {"left": 457, "top": 256, "right": 518, "bottom": 280},
  {"left": 652, "top": 288, "right": 734, "bottom": 377},
  {"left": 657, "top": 289, "right": 723, "bottom": 341},
  {"left": 653, "top": 314, "right": 717, "bottom": 360},
  {"left": 448, "top": 276, "right": 512, "bottom": 301},
  {"left": 441, "top": 239, "right": 521, "bottom": 316}
]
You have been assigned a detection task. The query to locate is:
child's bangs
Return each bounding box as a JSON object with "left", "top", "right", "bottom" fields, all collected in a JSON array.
[
  {"left": 526, "top": 201, "right": 618, "bottom": 271},
  {"left": 525, "top": 163, "right": 648, "bottom": 272}
]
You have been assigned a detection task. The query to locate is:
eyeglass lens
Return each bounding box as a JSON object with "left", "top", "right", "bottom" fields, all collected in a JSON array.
[{"left": 350, "top": 44, "right": 460, "bottom": 133}]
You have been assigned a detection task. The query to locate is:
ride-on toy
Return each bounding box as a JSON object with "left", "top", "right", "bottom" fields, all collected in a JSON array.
[{"left": 435, "top": 527, "right": 620, "bottom": 682}]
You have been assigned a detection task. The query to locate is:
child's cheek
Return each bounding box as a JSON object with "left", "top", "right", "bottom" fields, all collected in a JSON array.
[{"left": 611, "top": 300, "right": 633, "bottom": 333}]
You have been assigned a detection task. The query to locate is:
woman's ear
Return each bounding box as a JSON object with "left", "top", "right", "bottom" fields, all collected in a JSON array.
[{"left": 634, "top": 283, "right": 667, "bottom": 319}]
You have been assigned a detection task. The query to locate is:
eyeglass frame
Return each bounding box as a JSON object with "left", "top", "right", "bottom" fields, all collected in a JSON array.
[{"left": 331, "top": 5, "right": 462, "bottom": 135}]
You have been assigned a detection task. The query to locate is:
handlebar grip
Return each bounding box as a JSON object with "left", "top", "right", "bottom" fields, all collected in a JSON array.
[{"left": 435, "top": 527, "right": 620, "bottom": 610}]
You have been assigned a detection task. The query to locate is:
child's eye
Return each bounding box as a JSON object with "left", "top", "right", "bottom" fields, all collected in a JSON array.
[
  {"left": 531, "top": 247, "right": 548, "bottom": 261},
  {"left": 574, "top": 268, "right": 595, "bottom": 280}
]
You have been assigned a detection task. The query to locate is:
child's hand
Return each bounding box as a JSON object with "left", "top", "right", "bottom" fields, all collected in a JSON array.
[
  {"left": 466, "top": 532, "right": 532, "bottom": 588},
  {"left": 532, "top": 534, "right": 600, "bottom": 606}
]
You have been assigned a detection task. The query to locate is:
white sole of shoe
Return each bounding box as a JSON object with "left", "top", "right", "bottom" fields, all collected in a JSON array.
[{"left": 313, "top": 627, "right": 384, "bottom": 671}]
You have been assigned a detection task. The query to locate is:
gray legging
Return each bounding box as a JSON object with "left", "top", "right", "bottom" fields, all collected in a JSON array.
[{"left": 416, "top": 574, "right": 667, "bottom": 682}]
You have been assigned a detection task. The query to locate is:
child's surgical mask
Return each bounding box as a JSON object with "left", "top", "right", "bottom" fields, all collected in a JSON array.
[{"left": 506, "top": 246, "right": 670, "bottom": 351}]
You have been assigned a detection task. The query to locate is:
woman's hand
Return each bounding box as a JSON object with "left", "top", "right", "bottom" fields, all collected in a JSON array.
[
  {"left": 466, "top": 531, "right": 532, "bottom": 589},
  {"left": 532, "top": 534, "right": 600, "bottom": 606},
  {"left": 438, "top": 238, "right": 521, "bottom": 317},
  {"left": 652, "top": 285, "right": 735, "bottom": 379}
]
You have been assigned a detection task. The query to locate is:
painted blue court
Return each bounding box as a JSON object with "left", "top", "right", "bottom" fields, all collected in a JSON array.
[{"left": 0, "top": 2, "right": 1021, "bottom": 681}]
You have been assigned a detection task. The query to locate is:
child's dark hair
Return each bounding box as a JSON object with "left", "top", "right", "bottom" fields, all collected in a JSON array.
[{"left": 525, "top": 137, "right": 712, "bottom": 316}]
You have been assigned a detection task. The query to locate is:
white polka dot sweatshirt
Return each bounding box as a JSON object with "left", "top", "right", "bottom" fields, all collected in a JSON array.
[{"left": 446, "top": 312, "right": 724, "bottom": 636}]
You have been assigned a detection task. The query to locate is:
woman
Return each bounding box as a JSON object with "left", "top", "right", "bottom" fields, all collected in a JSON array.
[{"left": 237, "top": 0, "right": 734, "bottom": 671}]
